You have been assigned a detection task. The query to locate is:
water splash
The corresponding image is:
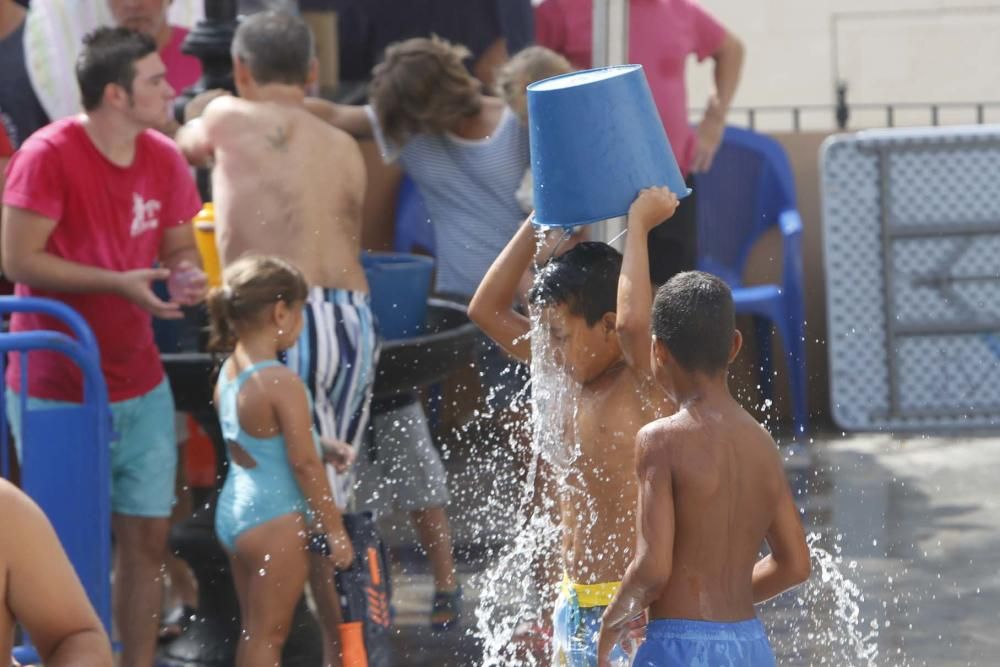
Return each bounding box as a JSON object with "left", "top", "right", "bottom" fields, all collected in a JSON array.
[
  {"left": 470, "top": 228, "right": 580, "bottom": 666},
  {"left": 765, "top": 533, "right": 884, "bottom": 666}
]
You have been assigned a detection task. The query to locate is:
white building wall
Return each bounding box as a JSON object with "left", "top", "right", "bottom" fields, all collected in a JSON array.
[{"left": 685, "top": 0, "right": 1000, "bottom": 130}]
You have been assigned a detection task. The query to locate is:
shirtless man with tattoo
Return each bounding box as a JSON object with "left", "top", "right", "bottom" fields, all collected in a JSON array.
[{"left": 176, "top": 13, "right": 376, "bottom": 663}]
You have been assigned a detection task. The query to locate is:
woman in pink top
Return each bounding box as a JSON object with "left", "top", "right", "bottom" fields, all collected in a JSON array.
[
  {"left": 535, "top": 0, "right": 744, "bottom": 283},
  {"left": 108, "top": 0, "right": 202, "bottom": 92}
]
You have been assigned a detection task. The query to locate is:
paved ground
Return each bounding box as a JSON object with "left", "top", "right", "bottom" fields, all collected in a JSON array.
[{"left": 383, "top": 430, "right": 1000, "bottom": 666}]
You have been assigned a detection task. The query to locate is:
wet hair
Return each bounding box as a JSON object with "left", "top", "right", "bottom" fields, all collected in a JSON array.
[
  {"left": 368, "top": 36, "right": 482, "bottom": 146},
  {"left": 206, "top": 255, "right": 309, "bottom": 351},
  {"left": 496, "top": 46, "right": 573, "bottom": 121},
  {"left": 528, "top": 242, "right": 622, "bottom": 326},
  {"left": 651, "top": 271, "right": 735, "bottom": 374},
  {"left": 231, "top": 11, "right": 314, "bottom": 86},
  {"left": 76, "top": 27, "right": 158, "bottom": 111}
]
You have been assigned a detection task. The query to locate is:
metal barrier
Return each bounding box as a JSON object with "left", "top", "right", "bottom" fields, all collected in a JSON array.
[
  {"left": 0, "top": 297, "right": 111, "bottom": 663},
  {"left": 821, "top": 126, "right": 1000, "bottom": 431}
]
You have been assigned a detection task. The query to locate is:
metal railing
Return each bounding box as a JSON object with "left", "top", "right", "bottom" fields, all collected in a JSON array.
[{"left": 690, "top": 100, "right": 1000, "bottom": 133}]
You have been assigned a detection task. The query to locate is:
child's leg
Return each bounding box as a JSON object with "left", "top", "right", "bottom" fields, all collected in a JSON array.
[
  {"left": 232, "top": 514, "right": 309, "bottom": 667},
  {"left": 411, "top": 506, "right": 457, "bottom": 592},
  {"left": 307, "top": 554, "right": 345, "bottom": 667},
  {"left": 228, "top": 550, "right": 249, "bottom": 632}
]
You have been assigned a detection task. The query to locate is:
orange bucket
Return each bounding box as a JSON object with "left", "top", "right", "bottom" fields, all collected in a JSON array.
[{"left": 193, "top": 203, "right": 222, "bottom": 287}]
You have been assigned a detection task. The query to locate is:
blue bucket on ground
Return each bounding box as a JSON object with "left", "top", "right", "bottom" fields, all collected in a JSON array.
[
  {"left": 362, "top": 252, "right": 434, "bottom": 340},
  {"left": 527, "top": 64, "right": 692, "bottom": 228}
]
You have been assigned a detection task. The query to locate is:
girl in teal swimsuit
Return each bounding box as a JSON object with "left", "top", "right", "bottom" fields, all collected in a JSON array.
[{"left": 206, "top": 255, "right": 354, "bottom": 666}]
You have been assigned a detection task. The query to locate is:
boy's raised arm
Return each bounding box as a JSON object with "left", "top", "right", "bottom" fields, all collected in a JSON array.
[
  {"left": 616, "top": 188, "right": 679, "bottom": 375},
  {"left": 751, "top": 448, "right": 812, "bottom": 603},
  {"left": 468, "top": 216, "right": 538, "bottom": 363},
  {"left": 597, "top": 426, "right": 676, "bottom": 666}
]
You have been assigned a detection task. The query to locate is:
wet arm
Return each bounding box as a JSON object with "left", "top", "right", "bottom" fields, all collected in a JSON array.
[
  {"left": 598, "top": 431, "right": 675, "bottom": 660},
  {"left": 467, "top": 217, "right": 537, "bottom": 363},
  {"left": 273, "top": 374, "right": 346, "bottom": 539},
  {"left": 752, "top": 460, "right": 811, "bottom": 602},
  {"left": 615, "top": 209, "right": 656, "bottom": 374},
  {"left": 3, "top": 483, "right": 113, "bottom": 666},
  {"left": 616, "top": 188, "right": 679, "bottom": 374},
  {"left": 304, "top": 98, "right": 374, "bottom": 139}
]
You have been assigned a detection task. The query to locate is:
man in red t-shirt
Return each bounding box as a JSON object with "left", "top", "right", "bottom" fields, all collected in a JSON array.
[
  {"left": 535, "top": 0, "right": 744, "bottom": 284},
  {"left": 108, "top": 1, "right": 206, "bottom": 636},
  {"left": 1, "top": 27, "right": 204, "bottom": 667}
]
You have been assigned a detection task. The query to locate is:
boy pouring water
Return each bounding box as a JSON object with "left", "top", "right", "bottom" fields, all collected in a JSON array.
[{"left": 470, "top": 188, "right": 681, "bottom": 665}]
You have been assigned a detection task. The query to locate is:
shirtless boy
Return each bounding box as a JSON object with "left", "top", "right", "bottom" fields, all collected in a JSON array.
[
  {"left": 469, "top": 188, "right": 679, "bottom": 665},
  {"left": 176, "top": 12, "right": 376, "bottom": 662},
  {"left": 176, "top": 11, "right": 375, "bottom": 504},
  {"left": 596, "top": 271, "right": 811, "bottom": 667}
]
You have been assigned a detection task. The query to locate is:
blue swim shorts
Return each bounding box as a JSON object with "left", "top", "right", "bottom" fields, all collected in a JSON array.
[
  {"left": 6, "top": 377, "right": 177, "bottom": 518},
  {"left": 634, "top": 618, "right": 776, "bottom": 667}
]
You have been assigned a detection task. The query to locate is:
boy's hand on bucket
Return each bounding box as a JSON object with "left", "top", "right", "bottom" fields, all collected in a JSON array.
[{"left": 628, "top": 187, "right": 680, "bottom": 232}]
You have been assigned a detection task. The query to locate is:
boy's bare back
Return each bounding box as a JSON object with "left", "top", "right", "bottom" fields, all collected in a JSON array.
[
  {"left": 642, "top": 397, "right": 798, "bottom": 621},
  {"left": 206, "top": 96, "right": 368, "bottom": 291}
]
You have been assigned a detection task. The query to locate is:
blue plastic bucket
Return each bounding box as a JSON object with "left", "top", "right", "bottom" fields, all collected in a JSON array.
[
  {"left": 362, "top": 252, "right": 435, "bottom": 340},
  {"left": 527, "top": 64, "right": 692, "bottom": 228}
]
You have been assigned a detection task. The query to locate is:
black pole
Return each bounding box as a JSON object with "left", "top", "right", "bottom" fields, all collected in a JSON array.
[
  {"left": 835, "top": 81, "right": 849, "bottom": 131},
  {"left": 172, "top": 1, "right": 239, "bottom": 202}
]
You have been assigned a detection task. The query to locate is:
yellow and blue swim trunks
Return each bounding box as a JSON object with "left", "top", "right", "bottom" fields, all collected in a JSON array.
[{"left": 552, "top": 576, "right": 632, "bottom": 667}]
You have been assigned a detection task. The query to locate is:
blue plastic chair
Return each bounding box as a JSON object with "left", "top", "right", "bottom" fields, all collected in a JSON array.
[
  {"left": 692, "top": 126, "right": 808, "bottom": 437},
  {"left": 392, "top": 174, "right": 436, "bottom": 257},
  {"left": 0, "top": 297, "right": 112, "bottom": 663}
]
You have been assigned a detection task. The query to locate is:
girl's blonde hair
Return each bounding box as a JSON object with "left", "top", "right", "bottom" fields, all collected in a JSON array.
[
  {"left": 206, "top": 255, "right": 309, "bottom": 351},
  {"left": 368, "top": 36, "right": 482, "bottom": 146},
  {"left": 496, "top": 46, "right": 573, "bottom": 122}
]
